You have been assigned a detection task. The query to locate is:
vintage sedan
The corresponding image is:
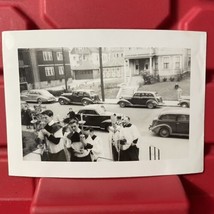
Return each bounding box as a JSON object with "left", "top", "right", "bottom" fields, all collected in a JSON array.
[
  {"left": 58, "top": 89, "right": 101, "bottom": 106},
  {"left": 20, "top": 89, "right": 56, "bottom": 104},
  {"left": 117, "top": 91, "right": 163, "bottom": 109},
  {"left": 76, "top": 105, "right": 123, "bottom": 131},
  {"left": 149, "top": 108, "right": 189, "bottom": 137}
]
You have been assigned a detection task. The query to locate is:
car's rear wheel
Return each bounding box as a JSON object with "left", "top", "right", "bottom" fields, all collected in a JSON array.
[
  {"left": 181, "top": 103, "right": 189, "bottom": 108},
  {"left": 119, "top": 101, "right": 126, "bottom": 108},
  {"left": 147, "top": 102, "right": 154, "bottom": 109},
  {"left": 82, "top": 100, "right": 89, "bottom": 106},
  {"left": 159, "top": 127, "right": 170, "bottom": 137},
  {"left": 59, "top": 99, "right": 68, "bottom": 105}
]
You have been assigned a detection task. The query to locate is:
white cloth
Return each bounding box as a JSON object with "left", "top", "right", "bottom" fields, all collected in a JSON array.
[{"left": 108, "top": 125, "right": 132, "bottom": 151}]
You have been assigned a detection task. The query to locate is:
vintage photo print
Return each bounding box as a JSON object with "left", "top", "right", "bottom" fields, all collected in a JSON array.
[{"left": 3, "top": 30, "right": 206, "bottom": 178}]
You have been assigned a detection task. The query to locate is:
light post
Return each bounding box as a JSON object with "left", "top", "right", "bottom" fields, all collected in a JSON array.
[
  {"left": 99, "top": 47, "right": 105, "bottom": 102},
  {"left": 62, "top": 47, "right": 68, "bottom": 92}
]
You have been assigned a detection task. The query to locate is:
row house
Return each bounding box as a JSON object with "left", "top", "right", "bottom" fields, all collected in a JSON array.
[{"left": 18, "top": 48, "right": 72, "bottom": 90}]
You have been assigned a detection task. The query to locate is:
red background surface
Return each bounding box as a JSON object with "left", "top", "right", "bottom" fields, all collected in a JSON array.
[{"left": 0, "top": 0, "right": 213, "bottom": 213}]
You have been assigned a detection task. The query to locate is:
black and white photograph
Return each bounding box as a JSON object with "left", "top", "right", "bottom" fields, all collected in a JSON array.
[{"left": 3, "top": 30, "right": 206, "bottom": 177}]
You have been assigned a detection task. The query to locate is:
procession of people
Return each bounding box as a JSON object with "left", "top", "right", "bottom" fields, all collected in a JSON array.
[{"left": 21, "top": 104, "right": 142, "bottom": 162}]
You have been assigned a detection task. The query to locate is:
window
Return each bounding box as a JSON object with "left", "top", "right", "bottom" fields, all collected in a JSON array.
[
  {"left": 56, "top": 52, "right": 63, "bottom": 61},
  {"left": 188, "top": 57, "right": 191, "bottom": 68},
  {"left": 177, "top": 115, "right": 189, "bottom": 122},
  {"left": 163, "top": 57, "right": 170, "bottom": 69},
  {"left": 133, "top": 93, "right": 141, "bottom": 98},
  {"left": 175, "top": 56, "right": 180, "bottom": 69},
  {"left": 160, "top": 114, "right": 176, "bottom": 121},
  {"left": 83, "top": 92, "right": 89, "bottom": 96},
  {"left": 155, "top": 62, "right": 158, "bottom": 70},
  {"left": 163, "top": 63, "right": 169, "bottom": 69},
  {"left": 175, "top": 62, "right": 180, "bottom": 69},
  {"left": 45, "top": 67, "right": 55, "bottom": 76},
  {"left": 58, "top": 66, "right": 64, "bottom": 75},
  {"left": 85, "top": 110, "right": 98, "bottom": 115},
  {"left": 43, "top": 51, "right": 53, "bottom": 61}
]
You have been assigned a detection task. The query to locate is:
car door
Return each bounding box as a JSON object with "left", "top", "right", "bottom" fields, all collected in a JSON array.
[
  {"left": 131, "top": 93, "right": 141, "bottom": 105},
  {"left": 82, "top": 109, "right": 101, "bottom": 128},
  {"left": 159, "top": 114, "right": 177, "bottom": 133},
  {"left": 176, "top": 114, "right": 189, "bottom": 134},
  {"left": 72, "top": 91, "right": 81, "bottom": 103}
]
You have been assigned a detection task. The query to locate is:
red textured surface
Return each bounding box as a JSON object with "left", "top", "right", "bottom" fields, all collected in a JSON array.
[
  {"left": 0, "top": 0, "right": 213, "bottom": 213},
  {"left": 31, "top": 176, "right": 189, "bottom": 214},
  {"left": 0, "top": 149, "right": 35, "bottom": 214}
]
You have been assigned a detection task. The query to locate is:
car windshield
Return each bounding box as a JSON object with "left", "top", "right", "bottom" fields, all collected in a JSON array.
[{"left": 79, "top": 105, "right": 106, "bottom": 115}]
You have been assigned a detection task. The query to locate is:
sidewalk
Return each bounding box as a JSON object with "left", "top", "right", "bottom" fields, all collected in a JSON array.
[{"left": 103, "top": 99, "right": 179, "bottom": 107}]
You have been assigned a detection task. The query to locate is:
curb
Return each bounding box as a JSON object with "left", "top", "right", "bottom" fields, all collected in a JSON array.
[{"left": 102, "top": 100, "right": 179, "bottom": 108}]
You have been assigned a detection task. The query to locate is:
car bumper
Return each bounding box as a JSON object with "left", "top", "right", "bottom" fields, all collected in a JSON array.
[
  {"left": 92, "top": 100, "right": 103, "bottom": 104},
  {"left": 47, "top": 98, "right": 57, "bottom": 102}
]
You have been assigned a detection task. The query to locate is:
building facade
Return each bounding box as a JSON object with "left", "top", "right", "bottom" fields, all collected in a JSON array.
[
  {"left": 69, "top": 47, "right": 124, "bottom": 80},
  {"left": 124, "top": 48, "right": 191, "bottom": 82},
  {"left": 18, "top": 48, "right": 72, "bottom": 90}
]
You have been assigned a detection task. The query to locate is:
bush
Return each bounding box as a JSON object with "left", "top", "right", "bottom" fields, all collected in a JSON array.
[
  {"left": 169, "top": 77, "right": 175, "bottom": 82},
  {"left": 163, "top": 77, "right": 167, "bottom": 82}
]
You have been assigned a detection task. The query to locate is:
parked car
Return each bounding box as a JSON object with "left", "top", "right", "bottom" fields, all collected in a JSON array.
[
  {"left": 76, "top": 105, "right": 123, "bottom": 131},
  {"left": 178, "top": 96, "right": 190, "bottom": 108},
  {"left": 149, "top": 108, "right": 189, "bottom": 137},
  {"left": 117, "top": 91, "right": 163, "bottom": 109},
  {"left": 20, "top": 89, "right": 56, "bottom": 104},
  {"left": 58, "top": 89, "right": 101, "bottom": 106}
]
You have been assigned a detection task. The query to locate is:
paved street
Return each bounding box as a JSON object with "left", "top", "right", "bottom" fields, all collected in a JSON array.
[{"left": 24, "top": 102, "right": 189, "bottom": 161}]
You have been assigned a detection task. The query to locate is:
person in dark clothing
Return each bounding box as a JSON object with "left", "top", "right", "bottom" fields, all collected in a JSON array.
[
  {"left": 67, "top": 107, "right": 76, "bottom": 120},
  {"left": 68, "top": 132, "right": 92, "bottom": 162},
  {"left": 21, "top": 104, "right": 32, "bottom": 129},
  {"left": 37, "top": 110, "right": 67, "bottom": 161},
  {"left": 66, "top": 119, "right": 92, "bottom": 162}
]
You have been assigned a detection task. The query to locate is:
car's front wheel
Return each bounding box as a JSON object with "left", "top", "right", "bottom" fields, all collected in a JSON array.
[
  {"left": 147, "top": 102, "right": 155, "bottom": 109},
  {"left": 119, "top": 101, "right": 126, "bottom": 108},
  {"left": 159, "top": 127, "right": 170, "bottom": 137}
]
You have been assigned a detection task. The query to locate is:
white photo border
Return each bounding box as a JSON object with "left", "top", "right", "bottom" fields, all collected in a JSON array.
[{"left": 2, "top": 30, "right": 206, "bottom": 178}]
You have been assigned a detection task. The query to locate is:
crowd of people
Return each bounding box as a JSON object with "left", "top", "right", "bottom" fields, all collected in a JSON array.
[{"left": 21, "top": 104, "right": 142, "bottom": 162}]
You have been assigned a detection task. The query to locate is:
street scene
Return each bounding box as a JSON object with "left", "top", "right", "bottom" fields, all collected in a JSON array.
[{"left": 19, "top": 47, "right": 191, "bottom": 162}]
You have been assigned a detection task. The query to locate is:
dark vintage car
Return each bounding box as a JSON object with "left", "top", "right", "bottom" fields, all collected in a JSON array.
[
  {"left": 117, "top": 91, "right": 163, "bottom": 109},
  {"left": 149, "top": 108, "right": 189, "bottom": 137},
  {"left": 21, "top": 89, "right": 56, "bottom": 104},
  {"left": 178, "top": 96, "right": 190, "bottom": 108},
  {"left": 58, "top": 89, "right": 101, "bottom": 106},
  {"left": 76, "top": 105, "right": 123, "bottom": 131}
]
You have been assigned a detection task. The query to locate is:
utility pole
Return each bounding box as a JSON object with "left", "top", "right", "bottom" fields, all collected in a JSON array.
[
  {"left": 62, "top": 47, "right": 68, "bottom": 92},
  {"left": 99, "top": 47, "right": 105, "bottom": 102}
]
